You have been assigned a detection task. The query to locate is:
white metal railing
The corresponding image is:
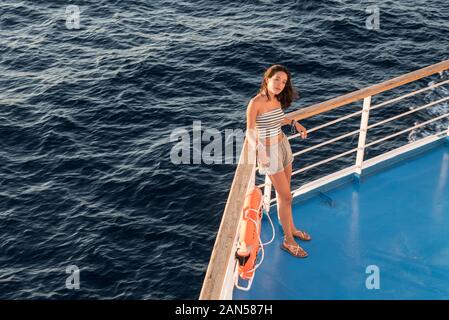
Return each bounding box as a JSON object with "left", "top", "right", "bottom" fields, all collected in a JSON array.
[
  {"left": 256, "top": 80, "right": 449, "bottom": 186},
  {"left": 258, "top": 77, "right": 449, "bottom": 207}
]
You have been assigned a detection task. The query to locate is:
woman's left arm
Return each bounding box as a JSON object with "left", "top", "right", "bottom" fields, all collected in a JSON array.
[
  {"left": 283, "top": 116, "right": 308, "bottom": 138},
  {"left": 281, "top": 116, "right": 291, "bottom": 127},
  {"left": 282, "top": 116, "right": 305, "bottom": 129}
]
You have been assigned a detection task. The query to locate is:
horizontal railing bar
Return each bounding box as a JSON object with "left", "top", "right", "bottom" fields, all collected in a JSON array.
[
  {"left": 434, "top": 129, "right": 449, "bottom": 137},
  {"left": 370, "top": 78, "right": 449, "bottom": 112},
  {"left": 368, "top": 96, "right": 449, "bottom": 130},
  {"left": 255, "top": 127, "right": 359, "bottom": 172},
  {"left": 288, "top": 165, "right": 357, "bottom": 203},
  {"left": 291, "top": 147, "right": 358, "bottom": 176},
  {"left": 365, "top": 112, "right": 449, "bottom": 148},
  {"left": 257, "top": 144, "right": 357, "bottom": 188},
  {"left": 293, "top": 128, "right": 360, "bottom": 157},
  {"left": 287, "top": 110, "right": 363, "bottom": 141}
]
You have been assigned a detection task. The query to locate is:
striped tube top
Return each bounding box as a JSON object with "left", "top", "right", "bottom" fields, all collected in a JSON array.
[{"left": 255, "top": 107, "right": 285, "bottom": 139}]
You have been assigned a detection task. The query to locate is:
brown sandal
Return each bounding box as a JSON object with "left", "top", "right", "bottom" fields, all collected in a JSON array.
[
  {"left": 280, "top": 240, "right": 308, "bottom": 258},
  {"left": 293, "top": 230, "right": 312, "bottom": 241}
]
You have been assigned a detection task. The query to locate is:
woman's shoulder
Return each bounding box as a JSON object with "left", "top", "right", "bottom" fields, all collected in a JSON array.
[
  {"left": 248, "top": 93, "right": 274, "bottom": 118},
  {"left": 249, "top": 93, "right": 268, "bottom": 107},
  {"left": 247, "top": 94, "right": 264, "bottom": 115},
  {"left": 253, "top": 92, "right": 269, "bottom": 103}
]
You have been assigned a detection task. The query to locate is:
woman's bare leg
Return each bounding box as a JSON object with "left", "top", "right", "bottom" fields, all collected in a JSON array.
[
  {"left": 284, "top": 163, "right": 310, "bottom": 239},
  {"left": 274, "top": 163, "right": 300, "bottom": 236},
  {"left": 282, "top": 162, "right": 299, "bottom": 235},
  {"left": 268, "top": 168, "right": 296, "bottom": 246},
  {"left": 281, "top": 162, "right": 311, "bottom": 240}
]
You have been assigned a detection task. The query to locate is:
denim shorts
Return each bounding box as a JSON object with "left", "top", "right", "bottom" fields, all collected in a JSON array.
[{"left": 257, "top": 132, "right": 293, "bottom": 175}]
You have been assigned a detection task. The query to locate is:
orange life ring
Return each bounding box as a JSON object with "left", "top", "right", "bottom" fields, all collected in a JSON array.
[{"left": 235, "top": 187, "right": 263, "bottom": 280}]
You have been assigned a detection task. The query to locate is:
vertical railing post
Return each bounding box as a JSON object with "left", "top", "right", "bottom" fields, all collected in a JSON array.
[
  {"left": 355, "top": 96, "right": 372, "bottom": 178},
  {"left": 263, "top": 175, "right": 272, "bottom": 216}
]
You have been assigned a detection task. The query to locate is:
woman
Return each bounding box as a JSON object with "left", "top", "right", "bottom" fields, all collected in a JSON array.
[{"left": 246, "top": 64, "right": 311, "bottom": 258}]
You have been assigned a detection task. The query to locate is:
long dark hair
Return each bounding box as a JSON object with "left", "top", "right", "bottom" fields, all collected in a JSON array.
[{"left": 258, "top": 64, "right": 299, "bottom": 110}]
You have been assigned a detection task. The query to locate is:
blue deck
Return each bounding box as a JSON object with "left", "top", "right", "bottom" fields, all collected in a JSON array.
[{"left": 234, "top": 137, "right": 449, "bottom": 299}]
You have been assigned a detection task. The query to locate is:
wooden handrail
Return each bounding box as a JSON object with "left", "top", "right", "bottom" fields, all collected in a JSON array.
[
  {"left": 199, "top": 139, "right": 254, "bottom": 300},
  {"left": 289, "top": 59, "right": 449, "bottom": 121},
  {"left": 199, "top": 59, "right": 449, "bottom": 300}
]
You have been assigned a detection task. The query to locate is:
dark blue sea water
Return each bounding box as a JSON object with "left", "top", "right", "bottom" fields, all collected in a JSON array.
[{"left": 0, "top": 0, "right": 448, "bottom": 299}]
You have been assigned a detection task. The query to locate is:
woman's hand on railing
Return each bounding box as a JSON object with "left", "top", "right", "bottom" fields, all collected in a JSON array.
[{"left": 294, "top": 122, "right": 308, "bottom": 139}]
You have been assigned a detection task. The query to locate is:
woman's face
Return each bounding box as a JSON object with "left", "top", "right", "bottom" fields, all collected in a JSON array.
[{"left": 267, "top": 71, "right": 288, "bottom": 95}]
